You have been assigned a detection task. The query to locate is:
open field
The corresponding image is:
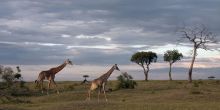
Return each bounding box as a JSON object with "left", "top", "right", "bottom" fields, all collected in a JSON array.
[{"left": 1, "top": 80, "right": 220, "bottom": 110}]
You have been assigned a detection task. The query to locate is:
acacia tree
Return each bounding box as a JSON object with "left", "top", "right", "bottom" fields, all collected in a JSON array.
[
  {"left": 179, "top": 24, "right": 217, "bottom": 83},
  {"left": 14, "top": 66, "right": 22, "bottom": 80},
  {"left": 81, "top": 75, "right": 89, "bottom": 84},
  {"left": 164, "top": 50, "right": 183, "bottom": 81},
  {"left": 83, "top": 75, "right": 89, "bottom": 80},
  {"left": 131, "top": 51, "right": 157, "bottom": 81}
]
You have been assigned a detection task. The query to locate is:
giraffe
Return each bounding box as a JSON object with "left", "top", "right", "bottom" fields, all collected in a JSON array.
[
  {"left": 35, "top": 59, "right": 73, "bottom": 94},
  {"left": 87, "top": 64, "right": 120, "bottom": 102}
]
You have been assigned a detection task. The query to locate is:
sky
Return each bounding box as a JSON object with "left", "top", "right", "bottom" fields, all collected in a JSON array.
[{"left": 0, "top": 0, "right": 220, "bottom": 81}]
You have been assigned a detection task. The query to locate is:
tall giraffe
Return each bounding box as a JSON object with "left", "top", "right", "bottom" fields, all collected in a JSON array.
[
  {"left": 35, "top": 59, "right": 73, "bottom": 94},
  {"left": 87, "top": 64, "right": 120, "bottom": 102}
]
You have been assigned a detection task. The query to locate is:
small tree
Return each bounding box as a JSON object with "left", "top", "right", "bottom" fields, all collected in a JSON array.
[
  {"left": 164, "top": 50, "right": 183, "bottom": 81},
  {"left": 131, "top": 51, "right": 157, "bottom": 81},
  {"left": 0, "top": 65, "right": 29, "bottom": 103},
  {"left": 14, "top": 66, "right": 22, "bottom": 80},
  {"left": 179, "top": 24, "right": 217, "bottom": 83},
  {"left": 2, "top": 67, "right": 14, "bottom": 87},
  {"left": 81, "top": 75, "right": 89, "bottom": 84},
  {"left": 83, "top": 75, "right": 89, "bottom": 80}
]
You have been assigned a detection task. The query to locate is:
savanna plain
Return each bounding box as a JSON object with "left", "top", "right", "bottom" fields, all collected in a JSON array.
[{"left": 1, "top": 80, "right": 220, "bottom": 110}]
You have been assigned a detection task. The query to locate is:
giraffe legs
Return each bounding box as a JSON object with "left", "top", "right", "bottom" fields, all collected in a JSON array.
[
  {"left": 102, "top": 84, "right": 108, "bottom": 102},
  {"left": 52, "top": 80, "right": 59, "bottom": 94},
  {"left": 40, "top": 81, "right": 44, "bottom": 94},
  {"left": 96, "top": 84, "right": 108, "bottom": 102},
  {"left": 86, "top": 82, "right": 110, "bottom": 102},
  {"left": 98, "top": 87, "right": 102, "bottom": 102},
  {"left": 47, "top": 80, "right": 52, "bottom": 95},
  {"left": 87, "top": 90, "right": 91, "bottom": 101}
]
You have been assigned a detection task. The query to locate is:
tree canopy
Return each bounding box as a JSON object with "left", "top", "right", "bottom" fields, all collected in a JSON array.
[
  {"left": 83, "top": 75, "right": 89, "bottom": 78},
  {"left": 164, "top": 50, "right": 183, "bottom": 64},
  {"left": 131, "top": 51, "right": 157, "bottom": 66},
  {"left": 131, "top": 51, "right": 157, "bottom": 81}
]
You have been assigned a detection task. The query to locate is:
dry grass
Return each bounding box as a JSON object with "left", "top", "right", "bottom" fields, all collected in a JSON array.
[{"left": 1, "top": 80, "right": 220, "bottom": 110}]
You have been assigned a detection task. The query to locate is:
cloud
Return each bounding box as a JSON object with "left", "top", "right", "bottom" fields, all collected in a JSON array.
[
  {"left": 0, "top": 30, "right": 12, "bottom": 35},
  {"left": 75, "top": 34, "right": 111, "bottom": 41},
  {"left": 0, "top": 41, "right": 64, "bottom": 47},
  {"left": 61, "top": 34, "right": 71, "bottom": 38},
  {"left": 0, "top": 0, "right": 219, "bottom": 74},
  {"left": 66, "top": 43, "right": 149, "bottom": 50},
  {"left": 67, "top": 45, "right": 117, "bottom": 50},
  {"left": 139, "top": 43, "right": 220, "bottom": 58}
]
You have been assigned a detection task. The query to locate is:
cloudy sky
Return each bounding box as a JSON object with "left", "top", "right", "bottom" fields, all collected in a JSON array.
[{"left": 0, "top": 0, "right": 220, "bottom": 81}]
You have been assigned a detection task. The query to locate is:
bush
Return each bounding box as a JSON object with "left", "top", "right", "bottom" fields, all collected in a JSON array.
[
  {"left": 0, "top": 65, "right": 31, "bottom": 102},
  {"left": 1, "top": 67, "right": 14, "bottom": 87},
  {"left": 116, "top": 72, "right": 137, "bottom": 89}
]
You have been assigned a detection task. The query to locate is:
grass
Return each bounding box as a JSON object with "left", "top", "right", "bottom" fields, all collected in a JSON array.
[{"left": 1, "top": 80, "right": 220, "bottom": 110}]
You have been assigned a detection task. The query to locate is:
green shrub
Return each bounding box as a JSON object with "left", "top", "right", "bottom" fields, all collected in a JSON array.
[
  {"left": 116, "top": 72, "right": 137, "bottom": 89},
  {"left": 1, "top": 67, "right": 14, "bottom": 87}
]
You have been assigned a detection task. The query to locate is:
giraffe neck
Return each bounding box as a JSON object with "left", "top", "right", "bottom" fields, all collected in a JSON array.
[
  {"left": 106, "top": 66, "right": 115, "bottom": 78},
  {"left": 52, "top": 62, "right": 67, "bottom": 74},
  {"left": 99, "top": 66, "right": 115, "bottom": 81}
]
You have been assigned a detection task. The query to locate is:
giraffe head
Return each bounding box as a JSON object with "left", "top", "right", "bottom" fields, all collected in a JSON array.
[
  {"left": 114, "top": 64, "right": 120, "bottom": 71},
  {"left": 65, "top": 59, "right": 73, "bottom": 65}
]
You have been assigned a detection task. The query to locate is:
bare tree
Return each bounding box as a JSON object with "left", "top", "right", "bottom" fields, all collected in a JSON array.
[{"left": 179, "top": 24, "right": 217, "bottom": 83}]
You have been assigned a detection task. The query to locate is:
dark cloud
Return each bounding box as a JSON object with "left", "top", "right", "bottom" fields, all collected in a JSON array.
[{"left": 0, "top": 0, "right": 219, "bottom": 65}]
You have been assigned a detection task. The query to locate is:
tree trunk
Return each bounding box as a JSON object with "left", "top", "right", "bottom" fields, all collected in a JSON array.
[
  {"left": 169, "top": 63, "right": 172, "bottom": 81},
  {"left": 188, "top": 47, "right": 197, "bottom": 83},
  {"left": 146, "top": 65, "right": 150, "bottom": 81},
  {"left": 142, "top": 66, "right": 149, "bottom": 81}
]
